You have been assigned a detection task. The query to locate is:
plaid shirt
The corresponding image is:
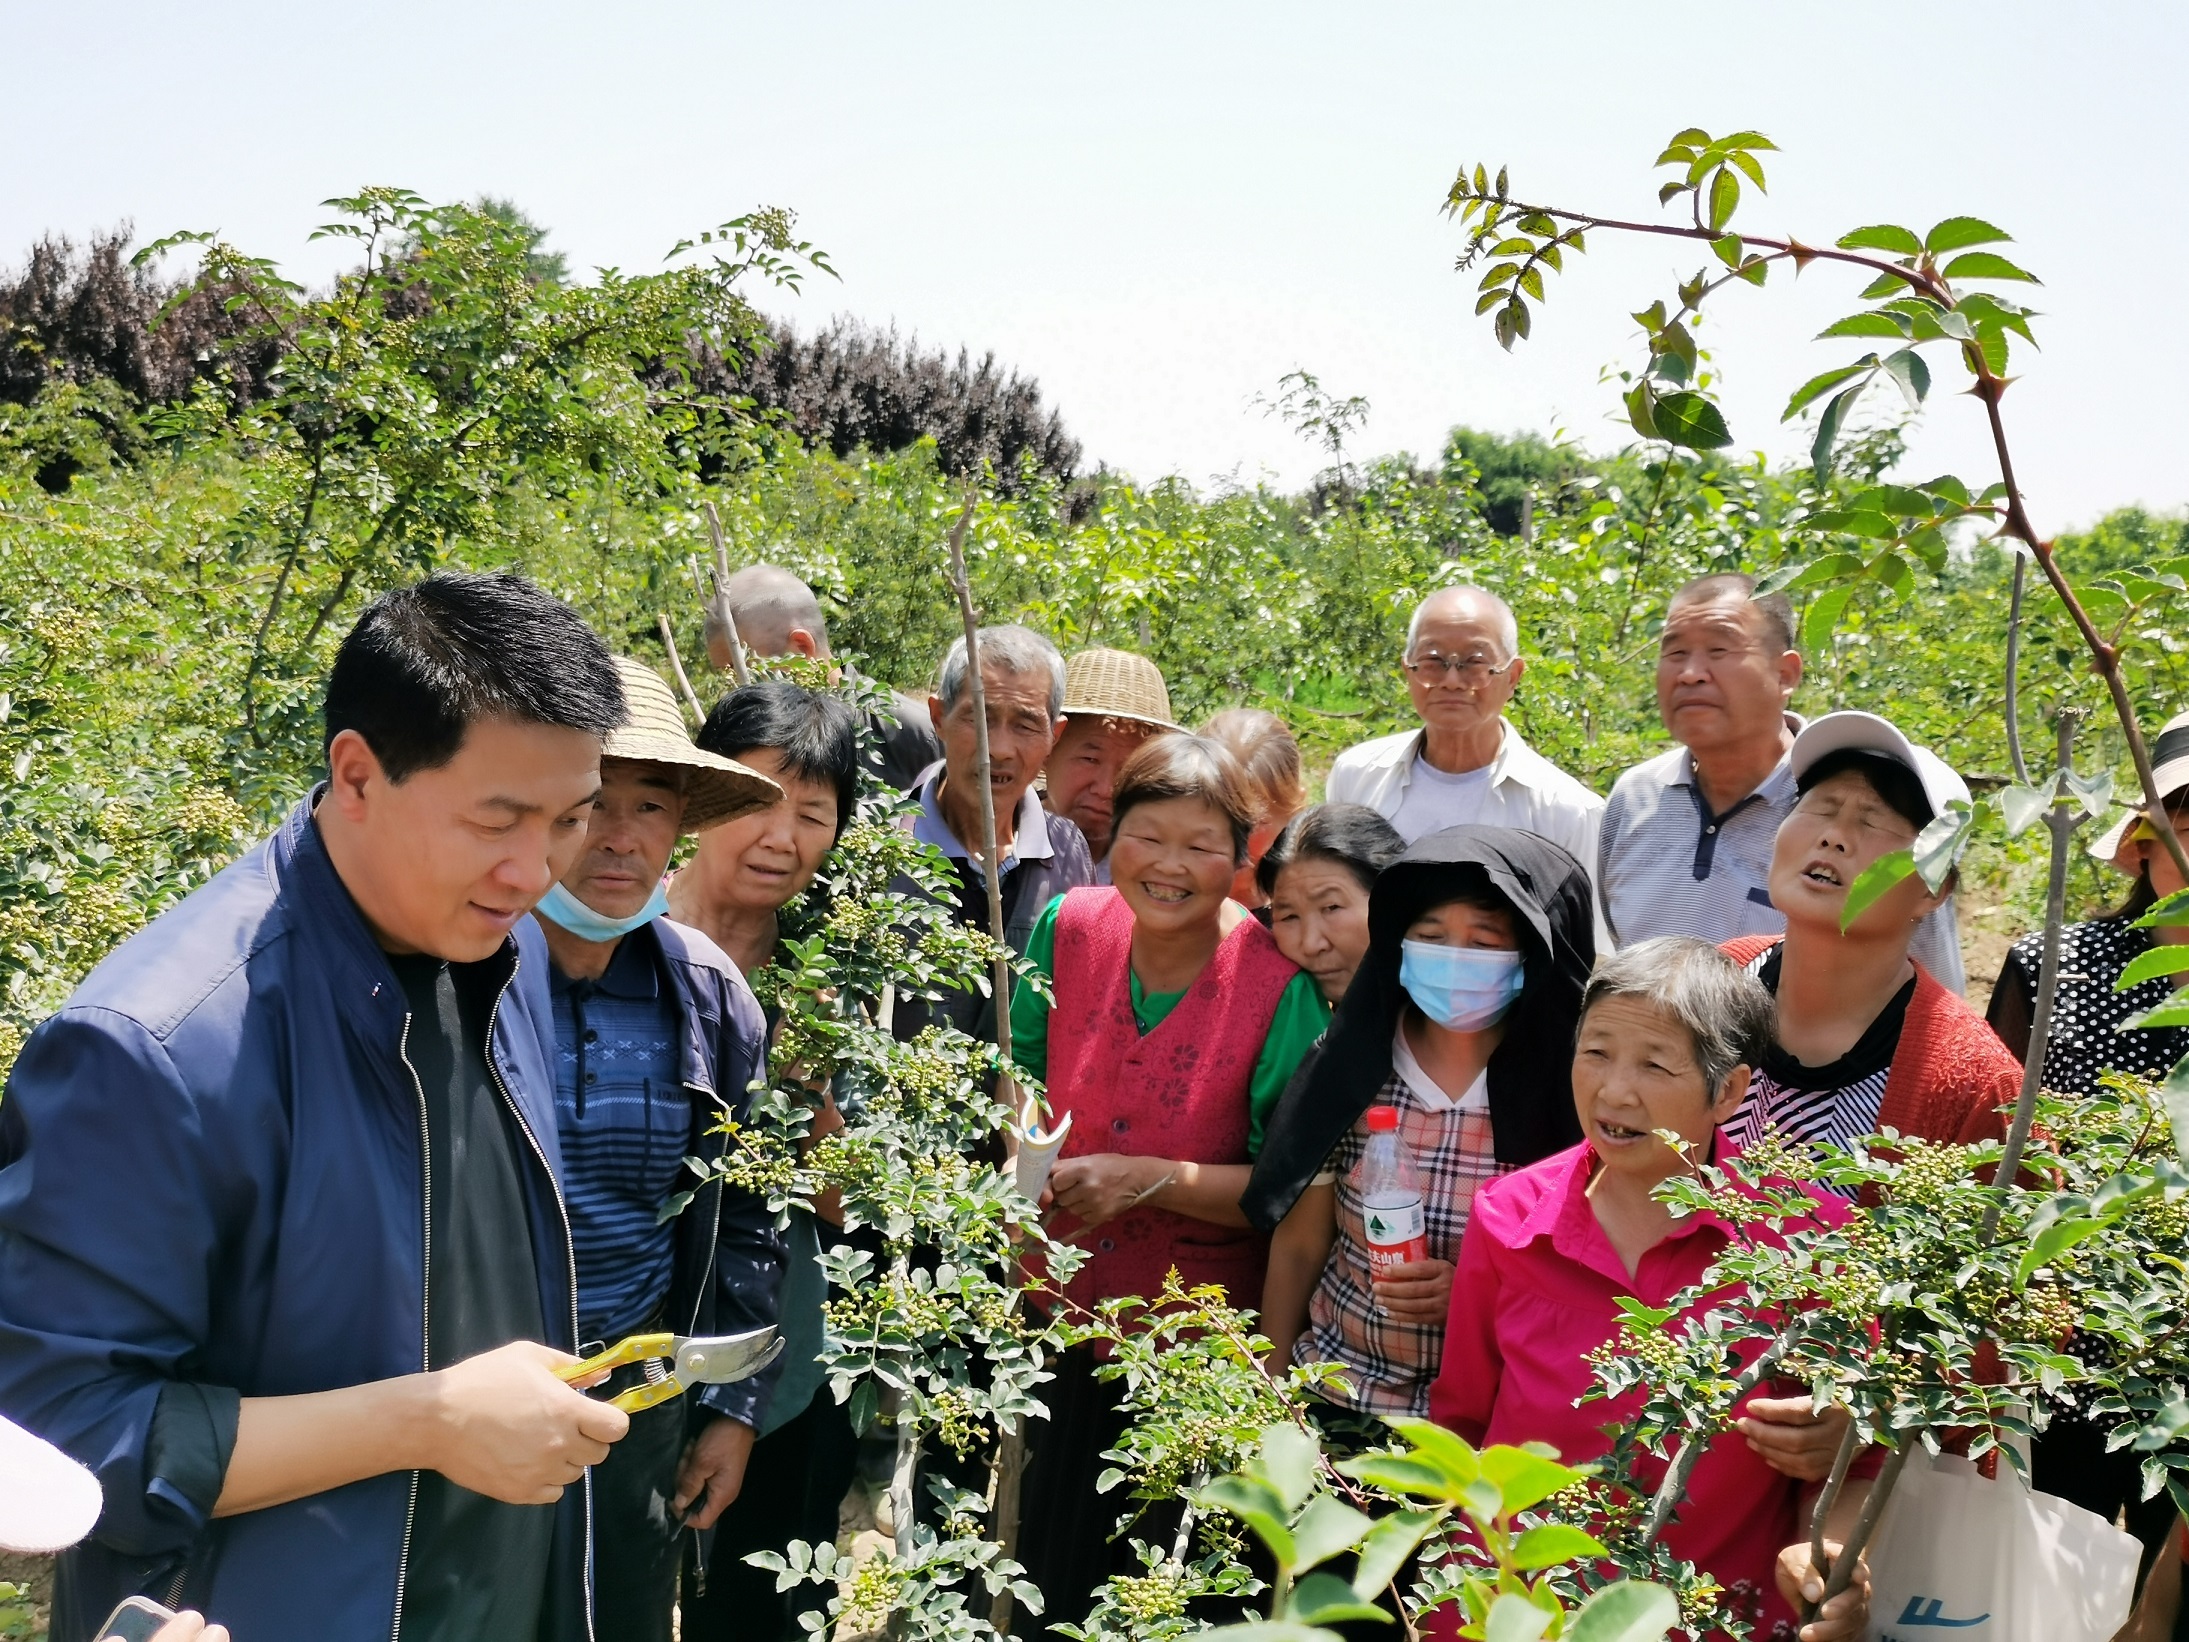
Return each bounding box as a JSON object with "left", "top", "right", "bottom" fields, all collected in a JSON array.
[{"left": 1296, "top": 1041, "right": 1507, "bottom": 1417}]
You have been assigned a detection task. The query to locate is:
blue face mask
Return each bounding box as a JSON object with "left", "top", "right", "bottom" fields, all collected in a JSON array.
[
  {"left": 535, "top": 880, "right": 671, "bottom": 944},
  {"left": 1399, "top": 939, "right": 1525, "bottom": 1031}
]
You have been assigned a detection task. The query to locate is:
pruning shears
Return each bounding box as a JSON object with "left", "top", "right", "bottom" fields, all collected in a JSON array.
[{"left": 554, "top": 1325, "right": 784, "bottom": 1413}]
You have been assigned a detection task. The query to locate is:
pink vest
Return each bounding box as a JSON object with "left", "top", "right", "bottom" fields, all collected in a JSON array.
[{"left": 1045, "top": 886, "right": 1294, "bottom": 1315}]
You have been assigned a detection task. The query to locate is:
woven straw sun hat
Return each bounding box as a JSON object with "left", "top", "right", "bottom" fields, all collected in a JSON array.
[
  {"left": 604, "top": 658, "right": 780, "bottom": 833},
  {"left": 2091, "top": 710, "right": 2189, "bottom": 873},
  {"left": 1060, "top": 647, "right": 1180, "bottom": 731}
]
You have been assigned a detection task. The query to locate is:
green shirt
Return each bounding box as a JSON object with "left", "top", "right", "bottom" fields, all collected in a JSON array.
[{"left": 1008, "top": 895, "right": 1329, "bottom": 1158}]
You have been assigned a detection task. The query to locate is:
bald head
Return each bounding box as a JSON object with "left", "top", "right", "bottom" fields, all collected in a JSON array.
[
  {"left": 1405, "top": 585, "right": 1517, "bottom": 663},
  {"left": 709, "top": 564, "right": 832, "bottom": 663}
]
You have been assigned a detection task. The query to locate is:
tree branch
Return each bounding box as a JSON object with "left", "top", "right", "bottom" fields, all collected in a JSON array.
[
  {"left": 1982, "top": 709, "right": 2085, "bottom": 1243},
  {"left": 2004, "top": 553, "right": 2031, "bottom": 788},
  {"left": 656, "top": 613, "right": 706, "bottom": 724},
  {"left": 1639, "top": 1319, "right": 1799, "bottom": 1548},
  {"left": 702, "top": 500, "right": 752, "bottom": 687}
]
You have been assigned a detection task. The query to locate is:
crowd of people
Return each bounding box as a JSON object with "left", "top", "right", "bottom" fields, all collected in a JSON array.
[{"left": 0, "top": 561, "right": 2184, "bottom": 1642}]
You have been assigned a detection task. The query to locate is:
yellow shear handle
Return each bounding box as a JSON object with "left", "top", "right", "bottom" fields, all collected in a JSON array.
[
  {"left": 555, "top": 1331, "right": 675, "bottom": 1384},
  {"left": 607, "top": 1376, "right": 687, "bottom": 1414}
]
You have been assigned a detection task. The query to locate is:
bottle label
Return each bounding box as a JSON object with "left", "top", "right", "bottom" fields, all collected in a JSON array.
[{"left": 1362, "top": 1197, "right": 1427, "bottom": 1278}]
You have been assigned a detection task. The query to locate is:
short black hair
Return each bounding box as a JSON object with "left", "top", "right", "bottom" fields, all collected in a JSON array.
[
  {"left": 1797, "top": 746, "right": 1933, "bottom": 831},
  {"left": 1668, "top": 571, "right": 1798, "bottom": 658},
  {"left": 322, "top": 572, "right": 626, "bottom": 783},
  {"left": 1256, "top": 802, "right": 1405, "bottom": 898},
  {"left": 696, "top": 681, "right": 862, "bottom": 843}
]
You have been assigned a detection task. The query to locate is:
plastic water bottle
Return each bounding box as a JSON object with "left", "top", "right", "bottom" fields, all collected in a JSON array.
[{"left": 1353, "top": 1104, "right": 1427, "bottom": 1279}]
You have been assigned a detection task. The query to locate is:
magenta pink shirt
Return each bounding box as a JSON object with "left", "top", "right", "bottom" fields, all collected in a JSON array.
[{"left": 1428, "top": 1142, "right": 1851, "bottom": 1641}]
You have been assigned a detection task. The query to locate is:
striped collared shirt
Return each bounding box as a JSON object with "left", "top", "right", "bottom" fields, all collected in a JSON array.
[{"left": 1598, "top": 720, "right": 1965, "bottom": 994}]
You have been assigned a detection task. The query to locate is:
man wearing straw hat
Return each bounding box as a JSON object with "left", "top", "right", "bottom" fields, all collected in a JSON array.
[
  {"left": 1043, "top": 646, "right": 1181, "bottom": 876},
  {"left": 531, "top": 658, "right": 787, "bottom": 1642}
]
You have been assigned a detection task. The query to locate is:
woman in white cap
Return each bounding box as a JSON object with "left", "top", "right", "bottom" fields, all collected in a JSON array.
[
  {"left": 1716, "top": 710, "right": 2023, "bottom": 1484},
  {"left": 1720, "top": 709, "right": 2019, "bottom": 1156}
]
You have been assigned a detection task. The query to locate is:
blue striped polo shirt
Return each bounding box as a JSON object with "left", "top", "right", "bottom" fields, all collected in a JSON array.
[{"left": 548, "top": 925, "right": 688, "bottom": 1344}]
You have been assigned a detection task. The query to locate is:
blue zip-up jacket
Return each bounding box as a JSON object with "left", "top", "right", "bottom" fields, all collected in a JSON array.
[{"left": 0, "top": 798, "right": 592, "bottom": 1642}]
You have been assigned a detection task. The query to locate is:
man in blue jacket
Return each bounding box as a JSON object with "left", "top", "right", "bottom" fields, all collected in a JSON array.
[
  {"left": 528, "top": 658, "right": 785, "bottom": 1639},
  {"left": 0, "top": 572, "right": 633, "bottom": 1642}
]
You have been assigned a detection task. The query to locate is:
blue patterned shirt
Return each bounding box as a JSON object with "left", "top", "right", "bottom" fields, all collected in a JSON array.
[{"left": 548, "top": 926, "right": 687, "bottom": 1344}]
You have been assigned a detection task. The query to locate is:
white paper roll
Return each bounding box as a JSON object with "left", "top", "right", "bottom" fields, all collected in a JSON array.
[{"left": 1013, "top": 1109, "right": 1073, "bottom": 1200}]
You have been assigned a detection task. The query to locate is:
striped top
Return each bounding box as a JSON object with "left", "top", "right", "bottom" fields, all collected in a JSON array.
[
  {"left": 1720, "top": 944, "right": 1912, "bottom": 1165},
  {"left": 548, "top": 927, "right": 688, "bottom": 1344}
]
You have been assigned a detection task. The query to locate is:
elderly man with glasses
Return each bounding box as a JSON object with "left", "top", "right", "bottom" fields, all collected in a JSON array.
[{"left": 1326, "top": 585, "right": 1605, "bottom": 883}]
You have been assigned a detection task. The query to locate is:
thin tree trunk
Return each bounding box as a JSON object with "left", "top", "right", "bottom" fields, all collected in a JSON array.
[
  {"left": 704, "top": 500, "right": 753, "bottom": 687},
  {"left": 656, "top": 613, "right": 706, "bottom": 724},
  {"left": 1982, "top": 708, "right": 2085, "bottom": 1242}
]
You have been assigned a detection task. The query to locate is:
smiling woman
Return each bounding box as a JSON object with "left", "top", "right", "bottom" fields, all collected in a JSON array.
[{"left": 1004, "top": 732, "right": 1328, "bottom": 1629}]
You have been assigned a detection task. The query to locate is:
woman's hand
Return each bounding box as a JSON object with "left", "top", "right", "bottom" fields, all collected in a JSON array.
[
  {"left": 1369, "top": 1257, "right": 1454, "bottom": 1322},
  {"left": 1776, "top": 1537, "right": 1868, "bottom": 1641},
  {"left": 1049, "top": 1154, "right": 1169, "bottom": 1230},
  {"left": 150, "top": 1616, "right": 231, "bottom": 1642},
  {"left": 1739, "top": 1397, "right": 1853, "bottom": 1482}
]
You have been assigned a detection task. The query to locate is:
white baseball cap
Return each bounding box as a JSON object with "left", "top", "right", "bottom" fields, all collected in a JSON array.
[
  {"left": 0, "top": 1411, "right": 102, "bottom": 1552},
  {"left": 1790, "top": 711, "right": 1972, "bottom": 830}
]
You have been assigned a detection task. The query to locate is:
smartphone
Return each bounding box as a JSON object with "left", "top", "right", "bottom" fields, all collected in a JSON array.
[{"left": 95, "top": 1595, "right": 177, "bottom": 1642}]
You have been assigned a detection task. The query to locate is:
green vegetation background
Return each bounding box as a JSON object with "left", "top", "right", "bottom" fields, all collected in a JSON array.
[{"left": 2, "top": 198, "right": 2183, "bottom": 1080}]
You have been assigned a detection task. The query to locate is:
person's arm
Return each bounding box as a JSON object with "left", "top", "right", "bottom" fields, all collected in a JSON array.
[
  {"left": 1007, "top": 895, "right": 1066, "bottom": 1085},
  {"left": 1425, "top": 1212, "right": 1502, "bottom": 1443},
  {"left": 1984, "top": 945, "right": 2037, "bottom": 1063},
  {"left": 2116, "top": 1522, "right": 2184, "bottom": 1642},
  {"left": 1244, "top": 975, "right": 1332, "bottom": 1161},
  {"left": 677, "top": 975, "right": 790, "bottom": 1529},
  {"left": 1776, "top": 1475, "right": 1872, "bottom": 1642},
  {"left": 1261, "top": 1183, "right": 1337, "bottom": 1371},
  {"left": 218, "top": 1341, "right": 627, "bottom": 1514}
]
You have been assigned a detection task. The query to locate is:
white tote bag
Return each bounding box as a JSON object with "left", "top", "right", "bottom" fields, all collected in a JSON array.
[{"left": 1863, "top": 1450, "right": 2141, "bottom": 1641}]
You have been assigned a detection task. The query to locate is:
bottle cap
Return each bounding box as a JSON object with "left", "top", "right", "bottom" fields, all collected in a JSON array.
[{"left": 1365, "top": 1104, "right": 1399, "bottom": 1132}]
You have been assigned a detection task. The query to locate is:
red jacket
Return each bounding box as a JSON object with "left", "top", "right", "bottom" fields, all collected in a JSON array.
[{"left": 1722, "top": 935, "right": 2016, "bottom": 1145}]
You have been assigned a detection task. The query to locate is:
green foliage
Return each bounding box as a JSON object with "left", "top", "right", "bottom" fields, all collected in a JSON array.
[{"left": 1193, "top": 1422, "right": 1678, "bottom": 1642}]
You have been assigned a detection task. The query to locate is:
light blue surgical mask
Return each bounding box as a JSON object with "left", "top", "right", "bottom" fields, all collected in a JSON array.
[
  {"left": 1399, "top": 939, "right": 1525, "bottom": 1031},
  {"left": 535, "top": 880, "right": 670, "bottom": 944}
]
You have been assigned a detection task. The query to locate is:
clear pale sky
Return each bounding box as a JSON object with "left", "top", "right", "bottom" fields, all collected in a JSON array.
[{"left": 9, "top": 2, "right": 2183, "bottom": 530}]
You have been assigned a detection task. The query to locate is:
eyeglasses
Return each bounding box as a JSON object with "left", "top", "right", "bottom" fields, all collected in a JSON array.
[{"left": 1404, "top": 652, "right": 1513, "bottom": 686}]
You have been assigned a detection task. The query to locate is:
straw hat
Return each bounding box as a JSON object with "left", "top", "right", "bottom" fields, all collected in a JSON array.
[
  {"left": 2091, "top": 710, "right": 2189, "bottom": 872},
  {"left": 604, "top": 659, "right": 780, "bottom": 833},
  {"left": 0, "top": 1411, "right": 101, "bottom": 1553},
  {"left": 1061, "top": 647, "right": 1179, "bottom": 731}
]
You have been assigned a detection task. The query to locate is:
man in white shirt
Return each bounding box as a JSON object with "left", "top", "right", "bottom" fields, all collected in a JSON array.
[{"left": 1325, "top": 585, "right": 1605, "bottom": 882}]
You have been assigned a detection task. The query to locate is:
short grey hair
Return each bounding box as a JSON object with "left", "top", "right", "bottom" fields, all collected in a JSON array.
[
  {"left": 1580, "top": 936, "right": 1775, "bottom": 1098},
  {"left": 1404, "top": 584, "right": 1519, "bottom": 662},
  {"left": 711, "top": 564, "right": 831, "bottom": 657},
  {"left": 935, "top": 625, "right": 1066, "bottom": 719}
]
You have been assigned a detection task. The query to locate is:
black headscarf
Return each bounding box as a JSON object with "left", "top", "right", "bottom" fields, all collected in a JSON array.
[{"left": 1241, "top": 824, "right": 1596, "bottom": 1231}]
